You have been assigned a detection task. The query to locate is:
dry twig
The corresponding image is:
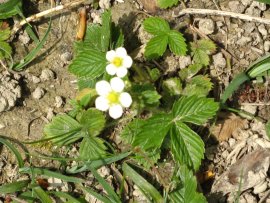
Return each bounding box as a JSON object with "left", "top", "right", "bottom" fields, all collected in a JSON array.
[{"left": 173, "top": 8, "right": 270, "bottom": 25}]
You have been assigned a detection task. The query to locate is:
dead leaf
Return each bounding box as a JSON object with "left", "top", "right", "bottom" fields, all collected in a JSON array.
[
  {"left": 76, "top": 7, "right": 87, "bottom": 40},
  {"left": 138, "top": 0, "right": 158, "bottom": 13},
  {"left": 212, "top": 112, "right": 248, "bottom": 142}
]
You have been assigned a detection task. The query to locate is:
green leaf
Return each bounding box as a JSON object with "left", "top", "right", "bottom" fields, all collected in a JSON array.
[
  {"left": 182, "top": 75, "right": 213, "bottom": 97},
  {"left": 141, "top": 90, "right": 161, "bottom": 105},
  {"left": 43, "top": 114, "right": 82, "bottom": 146},
  {"left": 0, "top": 28, "right": 11, "bottom": 41},
  {"left": 111, "top": 23, "right": 124, "bottom": 49},
  {"left": 77, "top": 76, "right": 96, "bottom": 90},
  {"left": 122, "top": 163, "right": 164, "bottom": 203},
  {"left": 77, "top": 184, "right": 112, "bottom": 203},
  {"left": 68, "top": 48, "right": 107, "bottom": 79},
  {"left": 143, "top": 17, "right": 170, "bottom": 35},
  {"left": 133, "top": 149, "right": 160, "bottom": 169},
  {"left": 0, "top": 41, "right": 12, "bottom": 59},
  {"left": 172, "top": 95, "right": 219, "bottom": 125},
  {"left": 157, "top": 0, "right": 179, "bottom": 8},
  {"left": 33, "top": 186, "right": 52, "bottom": 203},
  {"left": 132, "top": 113, "right": 173, "bottom": 150},
  {"left": 100, "top": 10, "right": 111, "bottom": 52},
  {"left": 162, "top": 77, "right": 182, "bottom": 96},
  {"left": 0, "top": 180, "right": 29, "bottom": 194},
  {"left": 191, "top": 39, "right": 216, "bottom": 66},
  {"left": 168, "top": 30, "right": 187, "bottom": 56},
  {"left": 179, "top": 64, "right": 203, "bottom": 80},
  {"left": 121, "top": 119, "right": 145, "bottom": 144},
  {"left": 170, "top": 122, "right": 204, "bottom": 171},
  {"left": 0, "top": 0, "right": 22, "bottom": 19},
  {"left": 145, "top": 34, "right": 168, "bottom": 59},
  {"left": 49, "top": 191, "right": 82, "bottom": 203},
  {"left": 79, "top": 137, "right": 107, "bottom": 160},
  {"left": 169, "top": 165, "right": 207, "bottom": 203},
  {"left": 80, "top": 108, "right": 105, "bottom": 136},
  {"left": 256, "top": 0, "right": 270, "bottom": 4}
]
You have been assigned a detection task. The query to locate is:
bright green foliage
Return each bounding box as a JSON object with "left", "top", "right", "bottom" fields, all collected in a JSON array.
[
  {"left": 191, "top": 39, "right": 216, "bottom": 66},
  {"left": 157, "top": 0, "right": 179, "bottom": 8},
  {"left": 143, "top": 17, "right": 187, "bottom": 59},
  {"left": 163, "top": 77, "right": 182, "bottom": 96},
  {"left": 0, "top": 23, "right": 12, "bottom": 59},
  {"left": 179, "top": 64, "right": 203, "bottom": 80},
  {"left": 148, "top": 68, "right": 161, "bottom": 82},
  {"left": 121, "top": 96, "right": 219, "bottom": 171},
  {"left": 182, "top": 75, "right": 213, "bottom": 97},
  {"left": 122, "top": 163, "right": 164, "bottom": 203},
  {"left": 79, "top": 137, "right": 107, "bottom": 160},
  {"left": 33, "top": 186, "right": 53, "bottom": 203},
  {"left": 0, "top": 0, "right": 22, "bottom": 19},
  {"left": 169, "top": 165, "right": 207, "bottom": 203},
  {"left": 0, "top": 180, "right": 29, "bottom": 194},
  {"left": 256, "top": 0, "right": 270, "bottom": 4},
  {"left": 133, "top": 149, "right": 161, "bottom": 169},
  {"left": 69, "top": 10, "right": 123, "bottom": 79}
]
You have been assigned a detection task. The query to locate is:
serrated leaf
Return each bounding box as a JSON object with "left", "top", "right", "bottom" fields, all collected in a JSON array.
[
  {"left": 79, "top": 137, "right": 107, "bottom": 160},
  {"left": 179, "top": 64, "right": 203, "bottom": 80},
  {"left": 191, "top": 39, "right": 216, "bottom": 66},
  {"left": 163, "top": 77, "right": 182, "bottom": 96},
  {"left": 100, "top": 10, "right": 111, "bottom": 52},
  {"left": 0, "top": 28, "right": 11, "bottom": 41},
  {"left": 143, "top": 17, "right": 170, "bottom": 34},
  {"left": 121, "top": 119, "right": 146, "bottom": 144},
  {"left": 141, "top": 90, "right": 161, "bottom": 105},
  {"left": 169, "top": 165, "right": 207, "bottom": 203},
  {"left": 133, "top": 149, "right": 160, "bottom": 169},
  {"left": 0, "top": 0, "right": 22, "bottom": 19},
  {"left": 132, "top": 113, "right": 173, "bottom": 150},
  {"left": 145, "top": 35, "right": 168, "bottom": 59},
  {"left": 170, "top": 122, "right": 205, "bottom": 171},
  {"left": 182, "top": 75, "right": 213, "bottom": 97},
  {"left": 157, "top": 0, "right": 179, "bottom": 8},
  {"left": 43, "top": 114, "right": 82, "bottom": 146},
  {"left": 68, "top": 48, "right": 107, "bottom": 79},
  {"left": 168, "top": 30, "right": 187, "bottom": 55},
  {"left": 0, "top": 180, "right": 29, "bottom": 194},
  {"left": 172, "top": 95, "right": 219, "bottom": 125},
  {"left": 0, "top": 41, "right": 12, "bottom": 59},
  {"left": 80, "top": 108, "right": 105, "bottom": 136},
  {"left": 77, "top": 76, "right": 96, "bottom": 90}
]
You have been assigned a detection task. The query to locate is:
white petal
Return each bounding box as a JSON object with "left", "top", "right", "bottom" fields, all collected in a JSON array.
[
  {"left": 106, "top": 50, "right": 116, "bottom": 61},
  {"left": 119, "top": 92, "right": 132, "bottom": 108},
  {"left": 95, "top": 80, "right": 111, "bottom": 96},
  {"left": 106, "top": 64, "right": 117, "bottom": 75},
  {"left": 110, "top": 77, "right": 125, "bottom": 92},
  {"left": 95, "top": 96, "right": 109, "bottom": 111},
  {"left": 116, "top": 47, "right": 127, "bottom": 57},
  {"left": 109, "top": 105, "right": 123, "bottom": 119},
  {"left": 116, "top": 68, "right": 128, "bottom": 78},
  {"left": 123, "top": 56, "right": 133, "bottom": 68}
]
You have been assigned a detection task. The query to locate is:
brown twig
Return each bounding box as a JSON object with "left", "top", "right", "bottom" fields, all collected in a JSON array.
[{"left": 173, "top": 8, "right": 270, "bottom": 25}]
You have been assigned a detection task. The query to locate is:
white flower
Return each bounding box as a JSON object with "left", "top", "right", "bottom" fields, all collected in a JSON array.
[
  {"left": 106, "top": 47, "right": 133, "bottom": 78},
  {"left": 95, "top": 77, "right": 132, "bottom": 119}
]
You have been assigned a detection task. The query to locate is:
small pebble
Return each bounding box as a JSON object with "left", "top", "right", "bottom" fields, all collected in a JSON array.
[
  {"left": 60, "top": 52, "right": 73, "bottom": 63},
  {"left": 32, "top": 75, "right": 41, "bottom": 84},
  {"left": 32, "top": 87, "right": 45, "bottom": 100},
  {"left": 54, "top": 96, "right": 64, "bottom": 108},
  {"left": 198, "top": 19, "right": 215, "bottom": 35},
  {"left": 40, "top": 69, "right": 55, "bottom": 81}
]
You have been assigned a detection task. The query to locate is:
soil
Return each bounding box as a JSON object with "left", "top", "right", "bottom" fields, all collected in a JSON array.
[{"left": 1, "top": 0, "right": 270, "bottom": 202}]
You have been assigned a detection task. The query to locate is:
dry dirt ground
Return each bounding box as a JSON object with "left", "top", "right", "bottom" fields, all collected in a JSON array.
[{"left": 1, "top": 0, "right": 270, "bottom": 202}]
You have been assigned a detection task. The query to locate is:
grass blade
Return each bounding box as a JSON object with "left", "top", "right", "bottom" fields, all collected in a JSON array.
[
  {"left": 77, "top": 184, "right": 111, "bottom": 203},
  {"left": 33, "top": 186, "right": 52, "bottom": 203},
  {"left": 49, "top": 191, "right": 83, "bottom": 203},
  {"left": 0, "top": 180, "right": 29, "bottom": 194},
  {"left": 12, "top": 19, "right": 52, "bottom": 71},
  {"left": 19, "top": 167, "right": 84, "bottom": 183},
  {"left": 122, "top": 163, "right": 164, "bottom": 203},
  {"left": 87, "top": 164, "right": 121, "bottom": 203},
  {"left": 0, "top": 137, "right": 24, "bottom": 168}
]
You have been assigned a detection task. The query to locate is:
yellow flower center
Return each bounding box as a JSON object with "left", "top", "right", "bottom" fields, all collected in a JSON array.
[
  {"left": 112, "top": 57, "right": 123, "bottom": 67},
  {"left": 107, "top": 91, "right": 120, "bottom": 104}
]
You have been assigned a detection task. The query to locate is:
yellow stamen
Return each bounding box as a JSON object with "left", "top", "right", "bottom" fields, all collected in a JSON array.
[
  {"left": 112, "top": 57, "right": 123, "bottom": 67},
  {"left": 107, "top": 91, "right": 120, "bottom": 104}
]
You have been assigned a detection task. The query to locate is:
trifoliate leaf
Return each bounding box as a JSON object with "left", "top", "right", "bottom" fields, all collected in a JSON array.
[
  {"left": 162, "top": 77, "right": 182, "bottom": 96},
  {"left": 191, "top": 39, "right": 216, "bottom": 66},
  {"left": 168, "top": 30, "right": 187, "bottom": 56},
  {"left": 68, "top": 48, "right": 107, "bottom": 79},
  {"left": 170, "top": 122, "right": 205, "bottom": 171},
  {"left": 169, "top": 165, "right": 207, "bottom": 202},
  {"left": 132, "top": 113, "right": 173, "bottom": 150},
  {"left": 145, "top": 35, "right": 168, "bottom": 59},
  {"left": 179, "top": 64, "right": 203, "bottom": 80},
  {"left": 148, "top": 68, "right": 161, "bottom": 81},
  {"left": 182, "top": 75, "right": 213, "bottom": 97},
  {"left": 143, "top": 17, "right": 170, "bottom": 35},
  {"left": 172, "top": 95, "right": 219, "bottom": 125},
  {"left": 43, "top": 114, "right": 82, "bottom": 146},
  {"left": 157, "top": 0, "right": 179, "bottom": 9},
  {"left": 80, "top": 108, "right": 105, "bottom": 136},
  {"left": 141, "top": 90, "right": 161, "bottom": 105},
  {"left": 79, "top": 137, "right": 107, "bottom": 160}
]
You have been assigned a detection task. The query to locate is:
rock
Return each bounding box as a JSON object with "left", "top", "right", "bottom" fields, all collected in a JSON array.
[
  {"left": 54, "top": 96, "right": 64, "bottom": 108},
  {"left": 228, "top": 1, "right": 245, "bottom": 13},
  {"left": 91, "top": 11, "right": 102, "bottom": 24},
  {"left": 241, "top": 105, "right": 257, "bottom": 116},
  {"left": 40, "top": 69, "right": 55, "bottom": 81},
  {"left": 253, "top": 181, "right": 268, "bottom": 194},
  {"left": 213, "top": 53, "right": 226, "bottom": 69},
  {"left": 97, "top": 166, "right": 110, "bottom": 178},
  {"left": 243, "top": 23, "right": 255, "bottom": 34},
  {"left": 198, "top": 19, "right": 215, "bottom": 35},
  {"left": 162, "top": 54, "right": 179, "bottom": 74},
  {"left": 85, "top": 193, "right": 103, "bottom": 203},
  {"left": 237, "top": 36, "right": 252, "bottom": 46},
  {"left": 241, "top": 0, "right": 252, "bottom": 6},
  {"left": 251, "top": 1, "right": 267, "bottom": 11},
  {"left": 137, "top": 25, "right": 152, "bottom": 44},
  {"left": 258, "top": 24, "right": 268, "bottom": 39},
  {"left": 18, "top": 30, "right": 30, "bottom": 45},
  {"left": 60, "top": 52, "right": 72, "bottom": 64},
  {"left": 0, "top": 72, "right": 21, "bottom": 112},
  {"left": 0, "top": 123, "right": 5, "bottom": 129},
  {"left": 133, "top": 185, "right": 148, "bottom": 202},
  {"left": 179, "top": 55, "right": 191, "bottom": 69},
  {"left": 31, "top": 75, "right": 41, "bottom": 84},
  {"left": 264, "top": 41, "right": 270, "bottom": 52},
  {"left": 46, "top": 108, "right": 54, "bottom": 121},
  {"left": 32, "top": 87, "right": 45, "bottom": 100},
  {"left": 99, "top": 0, "right": 110, "bottom": 9}
]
